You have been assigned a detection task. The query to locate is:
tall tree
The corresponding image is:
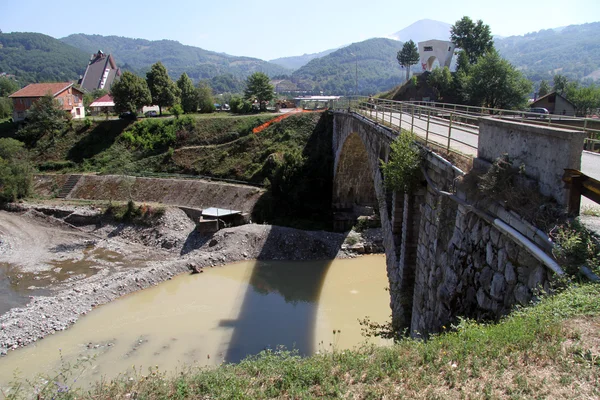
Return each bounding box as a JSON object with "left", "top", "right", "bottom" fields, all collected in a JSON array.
[
  {"left": 538, "top": 80, "right": 550, "bottom": 97},
  {"left": 451, "top": 17, "right": 494, "bottom": 66},
  {"left": 146, "top": 62, "right": 180, "bottom": 115},
  {"left": 17, "top": 94, "right": 66, "bottom": 146},
  {"left": 177, "top": 73, "right": 199, "bottom": 114},
  {"left": 461, "top": 50, "right": 532, "bottom": 110},
  {"left": 553, "top": 74, "right": 568, "bottom": 95},
  {"left": 396, "top": 40, "right": 420, "bottom": 82},
  {"left": 244, "top": 72, "right": 274, "bottom": 111},
  {"left": 110, "top": 71, "right": 151, "bottom": 114},
  {"left": 197, "top": 81, "right": 215, "bottom": 113}
]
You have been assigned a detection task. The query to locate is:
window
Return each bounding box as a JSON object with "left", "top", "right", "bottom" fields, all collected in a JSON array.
[
  {"left": 424, "top": 46, "right": 433, "bottom": 51},
  {"left": 448, "top": 46, "right": 452, "bottom": 51}
]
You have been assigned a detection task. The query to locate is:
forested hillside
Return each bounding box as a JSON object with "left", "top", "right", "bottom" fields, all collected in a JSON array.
[
  {"left": 0, "top": 32, "right": 89, "bottom": 85},
  {"left": 61, "top": 34, "right": 290, "bottom": 82},
  {"left": 270, "top": 48, "right": 339, "bottom": 71},
  {"left": 291, "top": 38, "right": 406, "bottom": 95},
  {"left": 495, "top": 22, "right": 600, "bottom": 84}
]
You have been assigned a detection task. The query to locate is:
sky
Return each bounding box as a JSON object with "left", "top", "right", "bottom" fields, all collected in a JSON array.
[{"left": 1, "top": 0, "right": 599, "bottom": 61}]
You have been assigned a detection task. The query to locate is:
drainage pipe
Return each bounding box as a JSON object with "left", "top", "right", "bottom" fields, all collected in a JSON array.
[{"left": 420, "top": 166, "right": 565, "bottom": 276}]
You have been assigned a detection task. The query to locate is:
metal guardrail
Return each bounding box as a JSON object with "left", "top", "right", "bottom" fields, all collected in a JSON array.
[
  {"left": 405, "top": 100, "right": 600, "bottom": 150},
  {"left": 331, "top": 96, "right": 480, "bottom": 157},
  {"left": 331, "top": 97, "right": 600, "bottom": 155}
]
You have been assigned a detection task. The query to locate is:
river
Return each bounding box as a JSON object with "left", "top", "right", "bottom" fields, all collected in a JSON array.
[{"left": 0, "top": 255, "right": 391, "bottom": 391}]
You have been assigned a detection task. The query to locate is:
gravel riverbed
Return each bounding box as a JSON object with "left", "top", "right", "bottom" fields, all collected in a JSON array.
[{"left": 0, "top": 203, "right": 383, "bottom": 356}]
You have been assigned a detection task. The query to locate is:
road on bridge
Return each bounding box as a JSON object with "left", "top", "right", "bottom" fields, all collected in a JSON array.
[{"left": 364, "top": 109, "right": 599, "bottom": 209}]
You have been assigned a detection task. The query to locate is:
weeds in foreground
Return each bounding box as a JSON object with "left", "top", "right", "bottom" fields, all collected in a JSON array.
[{"left": 4, "top": 284, "right": 599, "bottom": 399}]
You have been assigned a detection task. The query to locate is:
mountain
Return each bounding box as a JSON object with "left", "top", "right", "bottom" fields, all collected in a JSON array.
[
  {"left": 496, "top": 22, "right": 600, "bottom": 84},
  {"left": 291, "top": 38, "right": 407, "bottom": 95},
  {"left": 388, "top": 19, "right": 452, "bottom": 43},
  {"left": 0, "top": 32, "right": 90, "bottom": 86},
  {"left": 60, "top": 34, "right": 290, "bottom": 82},
  {"left": 270, "top": 48, "right": 340, "bottom": 71}
]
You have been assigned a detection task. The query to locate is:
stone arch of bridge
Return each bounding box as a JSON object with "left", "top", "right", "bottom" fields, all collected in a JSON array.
[{"left": 332, "top": 132, "right": 378, "bottom": 210}]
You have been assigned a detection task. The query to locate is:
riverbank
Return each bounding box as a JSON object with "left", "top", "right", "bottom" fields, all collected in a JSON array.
[
  {"left": 10, "top": 283, "right": 600, "bottom": 399},
  {"left": 0, "top": 202, "right": 382, "bottom": 356}
]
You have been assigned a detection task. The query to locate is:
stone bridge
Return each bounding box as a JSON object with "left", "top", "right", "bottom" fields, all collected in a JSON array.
[{"left": 332, "top": 110, "right": 587, "bottom": 336}]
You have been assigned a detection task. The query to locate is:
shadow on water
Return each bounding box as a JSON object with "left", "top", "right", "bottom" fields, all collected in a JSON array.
[{"left": 221, "top": 256, "right": 339, "bottom": 362}]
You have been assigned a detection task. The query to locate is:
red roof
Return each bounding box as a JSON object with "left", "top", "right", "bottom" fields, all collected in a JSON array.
[
  {"left": 8, "top": 82, "right": 80, "bottom": 98},
  {"left": 92, "top": 94, "right": 113, "bottom": 103}
]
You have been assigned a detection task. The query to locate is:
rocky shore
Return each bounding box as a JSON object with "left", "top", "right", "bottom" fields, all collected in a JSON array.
[{"left": 0, "top": 203, "right": 383, "bottom": 356}]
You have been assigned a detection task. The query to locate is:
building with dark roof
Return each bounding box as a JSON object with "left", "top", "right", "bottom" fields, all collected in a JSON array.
[
  {"left": 8, "top": 82, "right": 85, "bottom": 121},
  {"left": 79, "top": 50, "right": 121, "bottom": 92},
  {"left": 530, "top": 92, "right": 576, "bottom": 116}
]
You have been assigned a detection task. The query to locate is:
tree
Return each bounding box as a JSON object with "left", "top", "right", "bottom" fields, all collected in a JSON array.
[
  {"left": 0, "top": 138, "right": 32, "bottom": 202},
  {"left": 0, "top": 98, "right": 12, "bottom": 119},
  {"left": 17, "top": 94, "right": 66, "bottom": 145},
  {"left": 567, "top": 84, "right": 600, "bottom": 116},
  {"left": 111, "top": 71, "right": 151, "bottom": 114},
  {"left": 0, "top": 77, "right": 19, "bottom": 97},
  {"left": 176, "top": 73, "right": 198, "bottom": 113},
  {"left": 553, "top": 74, "right": 568, "bottom": 95},
  {"left": 244, "top": 72, "right": 274, "bottom": 111},
  {"left": 396, "top": 40, "right": 420, "bottom": 82},
  {"left": 451, "top": 16, "right": 494, "bottom": 66},
  {"left": 462, "top": 50, "right": 532, "bottom": 110},
  {"left": 197, "top": 81, "right": 215, "bottom": 113},
  {"left": 428, "top": 67, "right": 454, "bottom": 101},
  {"left": 538, "top": 80, "right": 550, "bottom": 97},
  {"left": 146, "top": 62, "right": 180, "bottom": 115}
]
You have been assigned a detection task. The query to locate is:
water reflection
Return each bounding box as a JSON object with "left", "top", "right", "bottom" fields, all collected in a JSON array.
[{"left": 222, "top": 260, "right": 331, "bottom": 362}]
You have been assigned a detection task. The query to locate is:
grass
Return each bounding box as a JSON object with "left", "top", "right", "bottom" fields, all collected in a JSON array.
[{"left": 5, "top": 283, "right": 599, "bottom": 399}]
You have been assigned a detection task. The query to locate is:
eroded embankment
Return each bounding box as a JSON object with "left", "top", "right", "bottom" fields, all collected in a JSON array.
[
  {"left": 33, "top": 174, "right": 264, "bottom": 213},
  {"left": 0, "top": 204, "right": 360, "bottom": 356}
]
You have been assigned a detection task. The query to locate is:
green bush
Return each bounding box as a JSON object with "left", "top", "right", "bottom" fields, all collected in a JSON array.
[{"left": 0, "top": 138, "right": 32, "bottom": 202}]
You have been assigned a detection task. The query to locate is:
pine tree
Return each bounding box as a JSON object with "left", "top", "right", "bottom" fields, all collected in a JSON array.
[{"left": 396, "top": 40, "right": 420, "bottom": 82}]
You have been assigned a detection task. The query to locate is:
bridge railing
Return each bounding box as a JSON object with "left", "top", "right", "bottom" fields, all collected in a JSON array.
[
  {"left": 405, "top": 100, "right": 600, "bottom": 151},
  {"left": 332, "top": 96, "right": 480, "bottom": 157},
  {"left": 331, "top": 97, "right": 600, "bottom": 154}
]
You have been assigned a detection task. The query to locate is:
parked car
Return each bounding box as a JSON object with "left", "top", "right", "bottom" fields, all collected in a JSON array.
[
  {"left": 119, "top": 111, "right": 137, "bottom": 120},
  {"left": 145, "top": 110, "right": 158, "bottom": 117},
  {"left": 528, "top": 107, "right": 549, "bottom": 118}
]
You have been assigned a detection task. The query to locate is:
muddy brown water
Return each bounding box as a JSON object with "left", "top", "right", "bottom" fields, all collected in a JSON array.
[{"left": 0, "top": 255, "right": 391, "bottom": 391}]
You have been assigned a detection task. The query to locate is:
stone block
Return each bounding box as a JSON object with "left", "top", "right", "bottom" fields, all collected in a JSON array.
[
  {"left": 476, "top": 287, "right": 497, "bottom": 311},
  {"left": 486, "top": 241, "right": 495, "bottom": 266},
  {"left": 490, "top": 228, "right": 500, "bottom": 247},
  {"left": 528, "top": 265, "right": 546, "bottom": 290},
  {"left": 514, "top": 284, "right": 532, "bottom": 305},
  {"left": 497, "top": 249, "right": 507, "bottom": 273},
  {"left": 490, "top": 273, "right": 506, "bottom": 300},
  {"left": 505, "top": 262, "right": 517, "bottom": 285}
]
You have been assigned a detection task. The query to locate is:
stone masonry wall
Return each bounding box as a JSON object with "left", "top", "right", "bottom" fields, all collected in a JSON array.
[{"left": 410, "top": 152, "right": 552, "bottom": 337}]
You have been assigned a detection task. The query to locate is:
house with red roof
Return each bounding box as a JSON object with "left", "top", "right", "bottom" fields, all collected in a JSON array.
[
  {"left": 89, "top": 93, "right": 115, "bottom": 115},
  {"left": 8, "top": 82, "right": 85, "bottom": 121}
]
